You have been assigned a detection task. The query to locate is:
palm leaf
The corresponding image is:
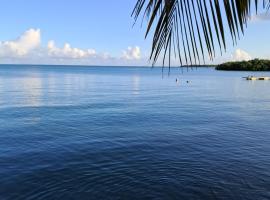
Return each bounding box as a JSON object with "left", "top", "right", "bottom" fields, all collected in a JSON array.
[{"left": 132, "top": 0, "right": 270, "bottom": 68}]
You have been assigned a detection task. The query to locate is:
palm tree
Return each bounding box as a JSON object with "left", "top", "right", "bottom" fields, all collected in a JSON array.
[{"left": 132, "top": 0, "right": 270, "bottom": 68}]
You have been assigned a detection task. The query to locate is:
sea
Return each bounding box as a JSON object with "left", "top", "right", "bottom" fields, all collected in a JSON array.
[{"left": 0, "top": 65, "right": 270, "bottom": 200}]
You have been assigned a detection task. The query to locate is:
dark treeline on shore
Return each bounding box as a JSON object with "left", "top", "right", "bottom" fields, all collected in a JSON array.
[{"left": 216, "top": 59, "right": 270, "bottom": 71}]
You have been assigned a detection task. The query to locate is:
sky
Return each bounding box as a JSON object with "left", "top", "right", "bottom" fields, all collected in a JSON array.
[{"left": 0, "top": 0, "right": 270, "bottom": 66}]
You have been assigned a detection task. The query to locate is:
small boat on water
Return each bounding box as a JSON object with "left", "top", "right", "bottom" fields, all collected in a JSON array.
[{"left": 244, "top": 76, "right": 270, "bottom": 80}]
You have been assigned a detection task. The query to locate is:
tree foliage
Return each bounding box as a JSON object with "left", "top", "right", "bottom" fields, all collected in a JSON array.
[{"left": 216, "top": 59, "right": 270, "bottom": 71}]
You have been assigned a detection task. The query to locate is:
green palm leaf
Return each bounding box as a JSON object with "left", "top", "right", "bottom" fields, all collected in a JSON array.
[{"left": 132, "top": 0, "right": 270, "bottom": 68}]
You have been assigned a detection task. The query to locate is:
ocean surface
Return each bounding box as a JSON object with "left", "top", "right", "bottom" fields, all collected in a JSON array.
[{"left": 0, "top": 65, "right": 270, "bottom": 200}]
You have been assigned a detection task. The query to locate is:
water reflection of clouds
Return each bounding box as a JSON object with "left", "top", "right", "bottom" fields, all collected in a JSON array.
[
  {"left": 63, "top": 73, "right": 86, "bottom": 98},
  {"left": 0, "top": 78, "right": 3, "bottom": 106},
  {"left": 132, "top": 75, "right": 140, "bottom": 95},
  {"left": 47, "top": 73, "right": 57, "bottom": 94},
  {"left": 1, "top": 74, "right": 45, "bottom": 125},
  {"left": 20, "top": 75, "right": 43, "bottom": 107}
]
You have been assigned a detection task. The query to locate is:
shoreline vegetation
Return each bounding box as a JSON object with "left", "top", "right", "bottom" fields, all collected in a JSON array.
[{"left": 216, "top": 59, "right": 270, "bottom": 71}]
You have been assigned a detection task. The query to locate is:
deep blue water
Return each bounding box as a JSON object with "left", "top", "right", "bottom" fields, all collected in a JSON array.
[{"left": 0, "top": 65, "right": 270, "bottom": 200}]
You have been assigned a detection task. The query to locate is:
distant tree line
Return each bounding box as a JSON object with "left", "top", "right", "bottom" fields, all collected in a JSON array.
[{"left": 216, "top": 59, "right": 270, "bottom": 71}]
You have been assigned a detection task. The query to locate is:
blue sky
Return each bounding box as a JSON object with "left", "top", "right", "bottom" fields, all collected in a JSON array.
[
  {"left": 0, "top": 0, "right": 270, "bottom": 66},
  {"left": 0, "top": 0, "right": 149, "bottom": 53}
]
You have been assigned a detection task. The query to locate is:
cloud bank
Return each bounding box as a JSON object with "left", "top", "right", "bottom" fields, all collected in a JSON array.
[
  {"left": 249, "top": 13, "right": 270, "bottom": 22},
  {"left": 121, "top": 46, "right": 141, "bottom": 60},
  {"left": 47, "top": 40, "right": 97, "bottom": 59},
  {"left": 0, "top": 29, "right": 41, "bottom": 57},
  {"left": 1, "top": 29, "right": 257, "bottom": 66},
  {"left": 0, "top": 28, "right": 144, "bottom": 66},
  {"left": 232, "top": 49, "right": 252, "bottom": 61}
]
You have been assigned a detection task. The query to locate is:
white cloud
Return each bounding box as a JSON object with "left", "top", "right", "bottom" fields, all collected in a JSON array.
[
  {"left": 47, "top": 40, "right": 96, "bottom": 59},
  {"left": 231, "top": 49, "right": 252, "bottom": 61},
  {"left": 121, "top": 46, "right": 141, "bottom": 60},
  {"left": 249, "top": 13, "right": 270, "bottom": 22},
  {"left": 0, "top": 29, "right": 41, "bottom": 57},
  {"left": 0, "top": 28, "right": 145, "bottom": 66}
]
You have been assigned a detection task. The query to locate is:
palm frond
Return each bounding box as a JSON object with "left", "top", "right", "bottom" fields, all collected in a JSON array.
[{"left": 132, "top": 0, "right": 270, "bottom": 68}]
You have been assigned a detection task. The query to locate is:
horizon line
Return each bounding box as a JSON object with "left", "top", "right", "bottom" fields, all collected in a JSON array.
[{"left": 0, "top": 63, "right": 217, "bottom": 68}]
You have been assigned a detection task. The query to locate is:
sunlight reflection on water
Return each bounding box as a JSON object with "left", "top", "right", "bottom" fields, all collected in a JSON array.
[{"left": 132, "top": 75, "right": 140, "bottom": 95}]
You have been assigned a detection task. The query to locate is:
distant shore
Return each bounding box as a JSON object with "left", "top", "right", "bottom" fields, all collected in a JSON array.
[{"left": 216, "top": 59, "right": 270, "bottom": 71}]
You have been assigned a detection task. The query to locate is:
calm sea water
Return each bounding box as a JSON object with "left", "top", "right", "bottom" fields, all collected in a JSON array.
[{"left": 0, "top": 65, "right": 270, "bottom": 200}]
